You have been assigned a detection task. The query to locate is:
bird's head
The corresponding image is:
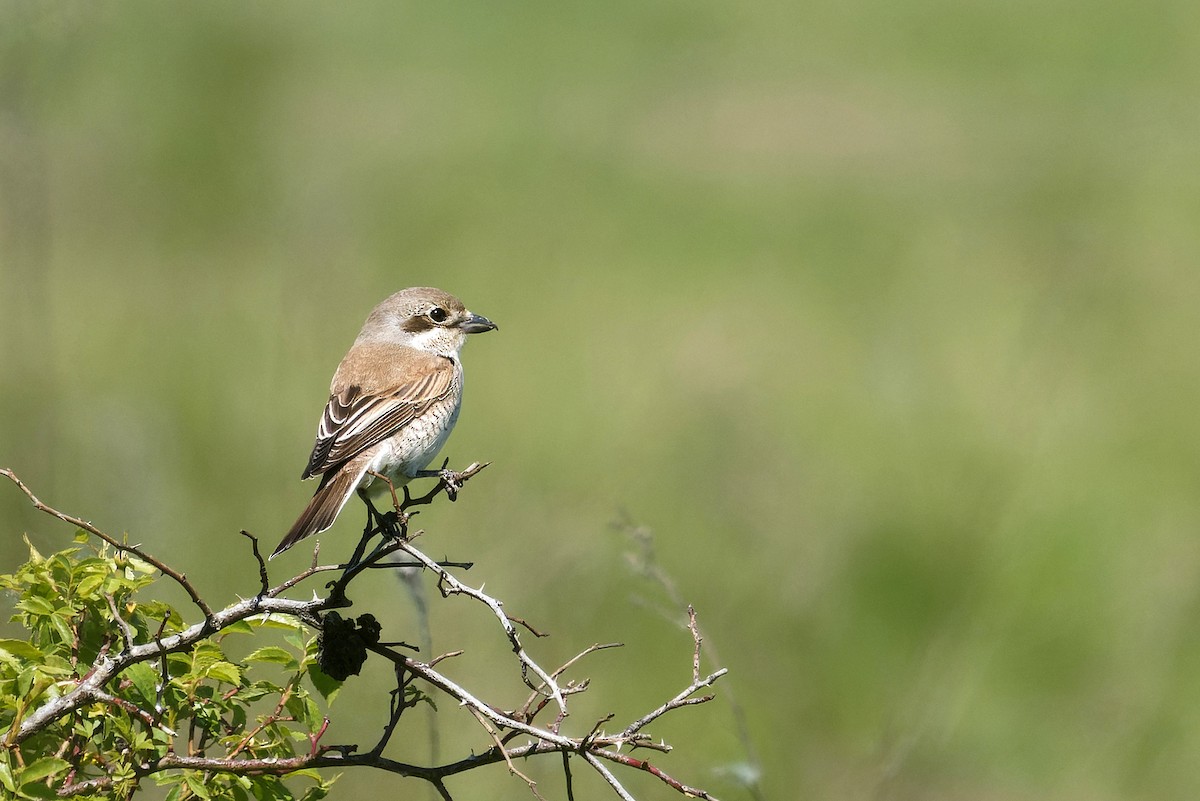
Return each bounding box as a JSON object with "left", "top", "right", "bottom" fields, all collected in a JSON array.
[{"left": 357, "top": 287, "right": 497, "bottom": 357}]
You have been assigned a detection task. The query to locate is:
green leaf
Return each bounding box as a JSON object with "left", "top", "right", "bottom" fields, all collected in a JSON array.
[
  {"left": 47, "top": 555, "right": 74, "bottom": 586},
  {"left": 0, "top": 640, "right": 43, "bottom": 661},
  {"left": 153, "top": 771, "right": 186, "bottom": 788},
  {"left": 123, "top": 661, "right": 160, "bottom": 706},
  {"left": 219, "top": 620, "right": 255, "bottom": 637},
  {"left": 298, "top": 776, "right": 337, "bottom": 801},
  {"left": 72, "top": 717, "right": 97, "bottom": 738},
  {"left": 21, "top": 535, "right": 44, "bottom": 564},
  {"left": 124, "top": 556, "right": 156, "bottom": 576},
  {"left": 245, "top": 647, "right": 299, "bottom": 670},
  {"left": 38, "top": 655, "right": 73, "bottom": 677},
  {"left": 17, "top": 782, "right": 59, "bottom": 800},
  {"left": 284, "top": 631, "right": 309, "bottom": 652},
  {"left": 287, "top": 769, "right": 325, "bottom": 782},
  {"left": 243, "top": 614, "right": 306, "bottom": 632},
  {"left": 206, "top": 661, "right": 242, "bottom": 685},
  {"left": 73, "top": 530, "right": 89, "bottom": 543},
  {"left": 240, "top": 682, "right": 281, "bottom": 703},
  {"left": 16, "top": 596, "right": 55, "bottom": 616},
  {"left": 0, "top": 762, "right": 15, "bottom": 793},
  {"left": 183, "top": 773, "right": 212, "bottom": 799},
  {"left": 189, "top": 641, "right": 226, "bottom": 674},
  {"left": 305, "top": 664, "right": 342, "bottom": 703},
  {"left": 251, "top": 776, "right": 286, "bottom": 801},
  {"left": 17, "top": 758, "right": 70, "bottom": 785},
  {"left": 48, "top": 613, "right": 75, "bottom": 646},
  {"left": 15, "top": 667, "right": 36, "bottom": 697},
  {"left": 75, "top": 573, "right": 106, "bottom": 597},
  {"left": 285, "top": 694, "right": 324, "bottom": 733}
]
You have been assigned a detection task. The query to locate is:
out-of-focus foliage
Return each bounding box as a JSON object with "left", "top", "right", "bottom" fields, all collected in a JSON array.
[
  {"left": 0, "top": 535, "right": 337, "bottom": 801},
  {"left": 3, "top": 1, "right": 1200, "bottom": 799}
]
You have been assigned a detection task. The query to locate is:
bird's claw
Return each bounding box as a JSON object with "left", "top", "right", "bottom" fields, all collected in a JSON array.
[{"left": 439, "top": 468, "right": 464, "bottom": 501}]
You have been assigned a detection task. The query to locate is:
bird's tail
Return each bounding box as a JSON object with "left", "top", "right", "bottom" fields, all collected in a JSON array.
[{"left": 271, "top": 457, "right": 369, "bottom": 558}]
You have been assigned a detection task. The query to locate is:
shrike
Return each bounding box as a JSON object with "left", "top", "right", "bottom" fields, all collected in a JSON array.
[{"left": 272, "top": 287, "right": 496, "bottom": 558}]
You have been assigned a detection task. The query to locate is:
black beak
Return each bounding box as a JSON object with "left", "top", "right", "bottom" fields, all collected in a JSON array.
[{"left": 460, "top": 313, "right": 498, "bottom": 334}]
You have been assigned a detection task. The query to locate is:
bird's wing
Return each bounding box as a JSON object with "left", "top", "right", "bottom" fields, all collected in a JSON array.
[{"left": 301, "top": 352, "right": 457, "bottom": 479}]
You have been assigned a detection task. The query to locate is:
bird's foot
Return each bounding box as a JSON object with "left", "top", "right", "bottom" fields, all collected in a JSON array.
[
  {"left": 439, "top": 468, "right": 465, "bottom": 501},
  {"left": 406, "top": 461, "right": 489, "bottom": 507}
]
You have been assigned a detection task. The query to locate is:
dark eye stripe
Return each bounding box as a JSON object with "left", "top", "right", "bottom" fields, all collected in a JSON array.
[{"left": 402, "top": 315, "right": 437, "bottom": 333}]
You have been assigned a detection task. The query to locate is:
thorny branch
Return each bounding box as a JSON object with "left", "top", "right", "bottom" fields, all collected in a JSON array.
[
  {"left": 1, "top": 469, "right": 728, "bottom": 800},
  {"left": 393, "top": 538, "right": 569, "bottom": 714},
  {"left": 616, "top": 510, "right": 766, "bottom": 799},
  {"left": 1, "top": 467, "right": 215, "bottom": 624}
]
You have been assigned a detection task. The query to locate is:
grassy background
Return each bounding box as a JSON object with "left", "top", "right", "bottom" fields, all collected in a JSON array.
[{"left": 4, "top": 1, "right": 1200, "bottom": 799}]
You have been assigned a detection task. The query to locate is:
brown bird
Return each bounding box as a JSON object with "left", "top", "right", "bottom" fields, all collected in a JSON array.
[{"left": 272, "top": 287, "right": 496, "bottom": 558}]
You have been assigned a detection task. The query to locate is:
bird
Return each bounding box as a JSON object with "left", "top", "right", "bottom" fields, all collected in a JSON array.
[{"left": 271, "top": 287, "right": 496, "bottom": 558}]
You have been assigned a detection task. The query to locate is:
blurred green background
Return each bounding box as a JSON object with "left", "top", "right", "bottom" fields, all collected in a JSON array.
[{"left": 4, "top": 1, "right": 1200, "bottom": 799}]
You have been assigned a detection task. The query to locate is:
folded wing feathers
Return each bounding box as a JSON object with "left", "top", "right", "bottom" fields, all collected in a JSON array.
[
  {"left": 301, "top": 364, "right": 456, "bottom": 480},
  {"left": 272, "top": 454, "right": 371, "bottom": 558},
  {"left": 279, "top": 354, "right": 458, "bottom": 558}
]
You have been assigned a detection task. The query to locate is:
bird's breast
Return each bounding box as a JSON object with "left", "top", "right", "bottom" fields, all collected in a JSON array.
[{"left": 364, "top": 394, "right": 462, "bottom": 486}]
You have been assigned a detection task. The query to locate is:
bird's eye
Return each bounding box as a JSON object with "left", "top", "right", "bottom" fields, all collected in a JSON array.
[{"left": 428, "top": 307, "right": 448, "bottom": 323}]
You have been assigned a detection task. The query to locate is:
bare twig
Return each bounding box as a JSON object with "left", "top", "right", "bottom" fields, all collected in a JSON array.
[
  {"left": 407, "top": 461, "right": 490, "bottom": 507},
  {"left": 0, "top": 468, "right": 215, "bottom": 624},
  {"left": 369, "top": 664, "right": 412, "bottom": 757},
  {"left": 57, "top": 775, "right": 115, "bottom": 797},
  {"left": 468, "top": 706, "right": 545, "bottom": 801},
  {"left": 563, "top": 750, "right": 575, "bottom": 801},
  {"left": 583, "top": 713, "right": 616, "bottom": 747},
  {"left": 103, "top": 593, "right": 136, "bottom": 653},
  {"left": 152, "top": 613, "right": 170, "bottom": 716},
  {"left": 395, "top": 539, "right": 568, "bottom": 714},
  {"left": 265, "top": 561, "right": 344, "bottom": 598},
  {"left": 428, "top": 650, "right": 464, "bottom": 668},
  {"left": 507, "top": 614, "right": 549, "bottom": 638},
  {"left": 516, "top": 642, "right": 622, "bottom": 726},
  {"left": 2, "top": 469, "right": 728, "bottom": 800},
  {"left": 328, "top": 462, "right": 488, "bottom": 598},
  {"left": 616, "top": 667, "right": 727, "bottom": 741},
  {"left": 228, "top": 686, "right": 293, "bottom": 759},
  {"left": 596, "top": 750, "right": 724, "bottom": 800},
  {"left": 582, "top": 752, "right": 637, "bottom": 801},
  {"left": 367, "top": 559, "right": 474, "bottom": 571},
  {"left": 616, "top": 513, "right": 766, "bottom": 800},
  {"left": 241, "top": 529, "right": 270, "bottom": 595},
  {"left": 687, "top": 604, "right": 702, "bottom": 683},
  {"left": 90, "top": 688, "right": 177, "bottom": 737}
]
